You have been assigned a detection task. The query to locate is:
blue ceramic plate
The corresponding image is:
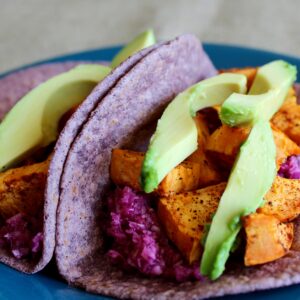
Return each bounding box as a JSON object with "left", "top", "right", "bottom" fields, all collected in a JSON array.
[{"left": 0, "top": 44, "right": 300, "bottom": 300}]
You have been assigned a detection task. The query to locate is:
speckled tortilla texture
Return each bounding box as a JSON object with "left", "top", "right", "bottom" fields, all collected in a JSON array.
[{"left": 54, "top": 34, "right": 243, "bottom": 299}]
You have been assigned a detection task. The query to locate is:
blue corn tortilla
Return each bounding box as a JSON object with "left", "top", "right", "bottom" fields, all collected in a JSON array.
[{"left": 55, "top": 36, "right": 300, "bottom": 299}]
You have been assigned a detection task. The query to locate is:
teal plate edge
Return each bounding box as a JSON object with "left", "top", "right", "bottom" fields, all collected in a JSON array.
[{"left": 0, "top": 43, "right": 300, "bottom": 300}]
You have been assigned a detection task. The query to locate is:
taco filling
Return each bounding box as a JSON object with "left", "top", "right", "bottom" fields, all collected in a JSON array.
[{"left": 105, "top": 61, "right": 300, "bottom": 282}]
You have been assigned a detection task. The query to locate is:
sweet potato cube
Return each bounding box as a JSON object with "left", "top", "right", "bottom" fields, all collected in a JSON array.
[
  {"left": 110, "top": 149, "right": 144, "bottom": 192},
  {"left": 110, "top": 149, "right": 222, "bottom": 196},
  {"left": 158, "top": 183, "right": 226, "bottom": 263},
  {"left": 157, "top": 161, "right": 203, "bottom": 195},
  {"left": 272, "top": 88, "right": 300, "bottom": 145},
  {"left": 206, "top": 124, "right": 300, "bottom": 168},
  {"left": 243, "top": 213, "right": 293, "bottom": 266},
  {"left": 206, "top": 125, "right": 249, "bottom": 167},
  {"left": 260, "top": 176, "right": 300, "bottom": 222},
  {"left": 157, "top": 176, "right": 299, "bottom": 265},
  {"left": 0, "top": 160, "right": 49, "bottom": 219}
]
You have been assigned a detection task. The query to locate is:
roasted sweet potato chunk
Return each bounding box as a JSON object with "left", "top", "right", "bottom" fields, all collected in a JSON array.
[
  {"left": 110, "top": 149, "right": 221, "bottom": 196},
  {"left": 272, "top": 88, "right": 300, "bottom": 145},
  {"left": 0, "top": 160, "right": 49, "bottom": 219},
  {"left": 243, "top": 213, "right": 293, "bottom": 266},
  {"left": 206, "top": 125, "right": 249, "bottom": 167},
  {"left": 259, "top": 176, "right": 300, "bottom": 222},
  {"left": 110, "top": 149, "right": 144, "bottom": 192},
  {"left": 157, "top": 175, "right": 300, "bottom": 264},
  {"left": 158, "top": 183, "right": 226, "bottom": 263},
  {"left": 206, "top": 124, "right": 300, "bottom": 168}
]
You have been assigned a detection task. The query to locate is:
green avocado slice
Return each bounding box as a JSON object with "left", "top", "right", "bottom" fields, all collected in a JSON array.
[
  {"left": 111, "top": 29, "right": 156, "bottom": 68},
  {"left": 220, "top": 60, "right": 297, "bottom": 126},
  {"left": 200, "top": 121, "right": 276, "bottom": 280},
  {"left": 141, "top": 73, "right": 247, "bottom": 193},
  {"left": 0, "top": 64, "right": 111, "bottom": 171}
]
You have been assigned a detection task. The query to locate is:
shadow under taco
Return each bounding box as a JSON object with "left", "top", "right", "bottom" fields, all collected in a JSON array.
[{"left": 52, "top": 34, "right": 300, "bottom": 300}]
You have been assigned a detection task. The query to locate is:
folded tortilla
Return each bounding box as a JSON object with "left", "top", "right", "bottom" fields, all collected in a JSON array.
[
  {"left": 0, "top": 46, "right": 157, "bottom": 273},
  {"left": 0, "top": 42, "right": 158, "bottom": 273},
  {"left": 54, "top": 34, "right": 277, "bottom": 300}
]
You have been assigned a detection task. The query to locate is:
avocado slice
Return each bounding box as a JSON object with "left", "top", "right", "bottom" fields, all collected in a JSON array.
[
  {"left": 200, "top": 121, "right": 276, "bottom": 280},
  {"left": 111, "top": 29, "right": 156, "bottom": 68},
  {"left": 220, "top": 60, "right": 297, "bottom": 126},
  {"left": 141, "top": 73, "right": 247, "bottom": 193},
  {"left": 0, "top": 64, "right": 111, "bottom": 171}
]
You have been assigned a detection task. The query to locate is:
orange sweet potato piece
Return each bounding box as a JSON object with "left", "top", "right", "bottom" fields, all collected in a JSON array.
[
  {"left": 206, "top": 124, "right": 300, "bottom": 168},
  {"left": 157, "top": 176, "right": 300, "bottom": 264},
  {"left": 110, "top": 149, "right": 222, "bottom": 196},
  {"left": 243, "top": 213, "right": 293, "bottom": 266},
  {"left": 110, "top": 149, "right": 143, "bottom": 192},
  {"left": 158, "top": 183, "right": 226, "bottom": 263},
  {"left": 206, "top": 125, "right": 249, "bottom": 167},
  {"left": 0, "top": 160, "right": 49, "bottom": 219},
  {"left": 272, "top": 88, "right": 300, "bottom": 145},
  {"left": 260, "top": 176, "right": 300, "bottom": 222}
]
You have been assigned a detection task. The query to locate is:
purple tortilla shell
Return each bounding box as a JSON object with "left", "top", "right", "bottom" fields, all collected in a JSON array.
[{"left": 53, "top": 34, "right": 242, "bottom": 299}]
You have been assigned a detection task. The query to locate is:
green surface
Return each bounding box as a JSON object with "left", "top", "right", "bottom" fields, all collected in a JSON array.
[
  {"left": 0, "top": 64, "right": 110, "bottom": 171},
  {"left": 141, "top": 73, "right": 247, "bottom": 193},
  {"left": 200, "top": 121, "right": 276, "bottom": 279},
  {"left": 111, "top": 29, "right": 155, "bottom": 68},
  {"left": 220, "top": 60, "right": 297, "bottom": 126}
]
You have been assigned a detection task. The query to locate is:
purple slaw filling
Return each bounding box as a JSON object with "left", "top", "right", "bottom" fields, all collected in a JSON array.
[
  {"left": 278, "top": 155, "right": 300, "bottom": 179},
  {"left": 0, "top": 213, "right": 43, "bottom": 259},
  {"left": 106, "top": 187, "right": 202, "bottom": 282}
]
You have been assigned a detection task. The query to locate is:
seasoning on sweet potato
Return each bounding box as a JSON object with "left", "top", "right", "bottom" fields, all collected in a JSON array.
[
  {"left": 272, "top": 87, "right": 300, "bottom": 145},
  {"left": 259, "top": 176, "right": 300, "bottom": 222},
  {"left": 206, "top": 124, "right": 300, "bottom": 169},
  {"left": 157, "top": 175, "right": 300, "bottom": 265},
  {"left": 157, "top": 183, "right": 226, "bottom": 263},
  {"left": 243, "top": 213, "right": 294, "bottom": 266},
  {"left": 110, "top": 149, "right": 222, "bottom": 196},
  {"left": 0, "top": 159, "right": 49, "bottom": 219}
]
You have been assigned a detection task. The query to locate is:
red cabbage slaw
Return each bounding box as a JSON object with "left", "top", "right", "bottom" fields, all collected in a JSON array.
[{"left": 106, "top": 187, "right": 201, "bottom": 282}]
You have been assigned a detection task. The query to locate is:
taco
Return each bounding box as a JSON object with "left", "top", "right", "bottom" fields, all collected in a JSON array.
[
  {"left": 53, "top": 34, "right": 300, "bottom": 300},
  {"left": 0, "top": 61, "right": 111, "bottom": 273},
  {"left": 0, "top": 32, "right": 165, "bottom": 273}
]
